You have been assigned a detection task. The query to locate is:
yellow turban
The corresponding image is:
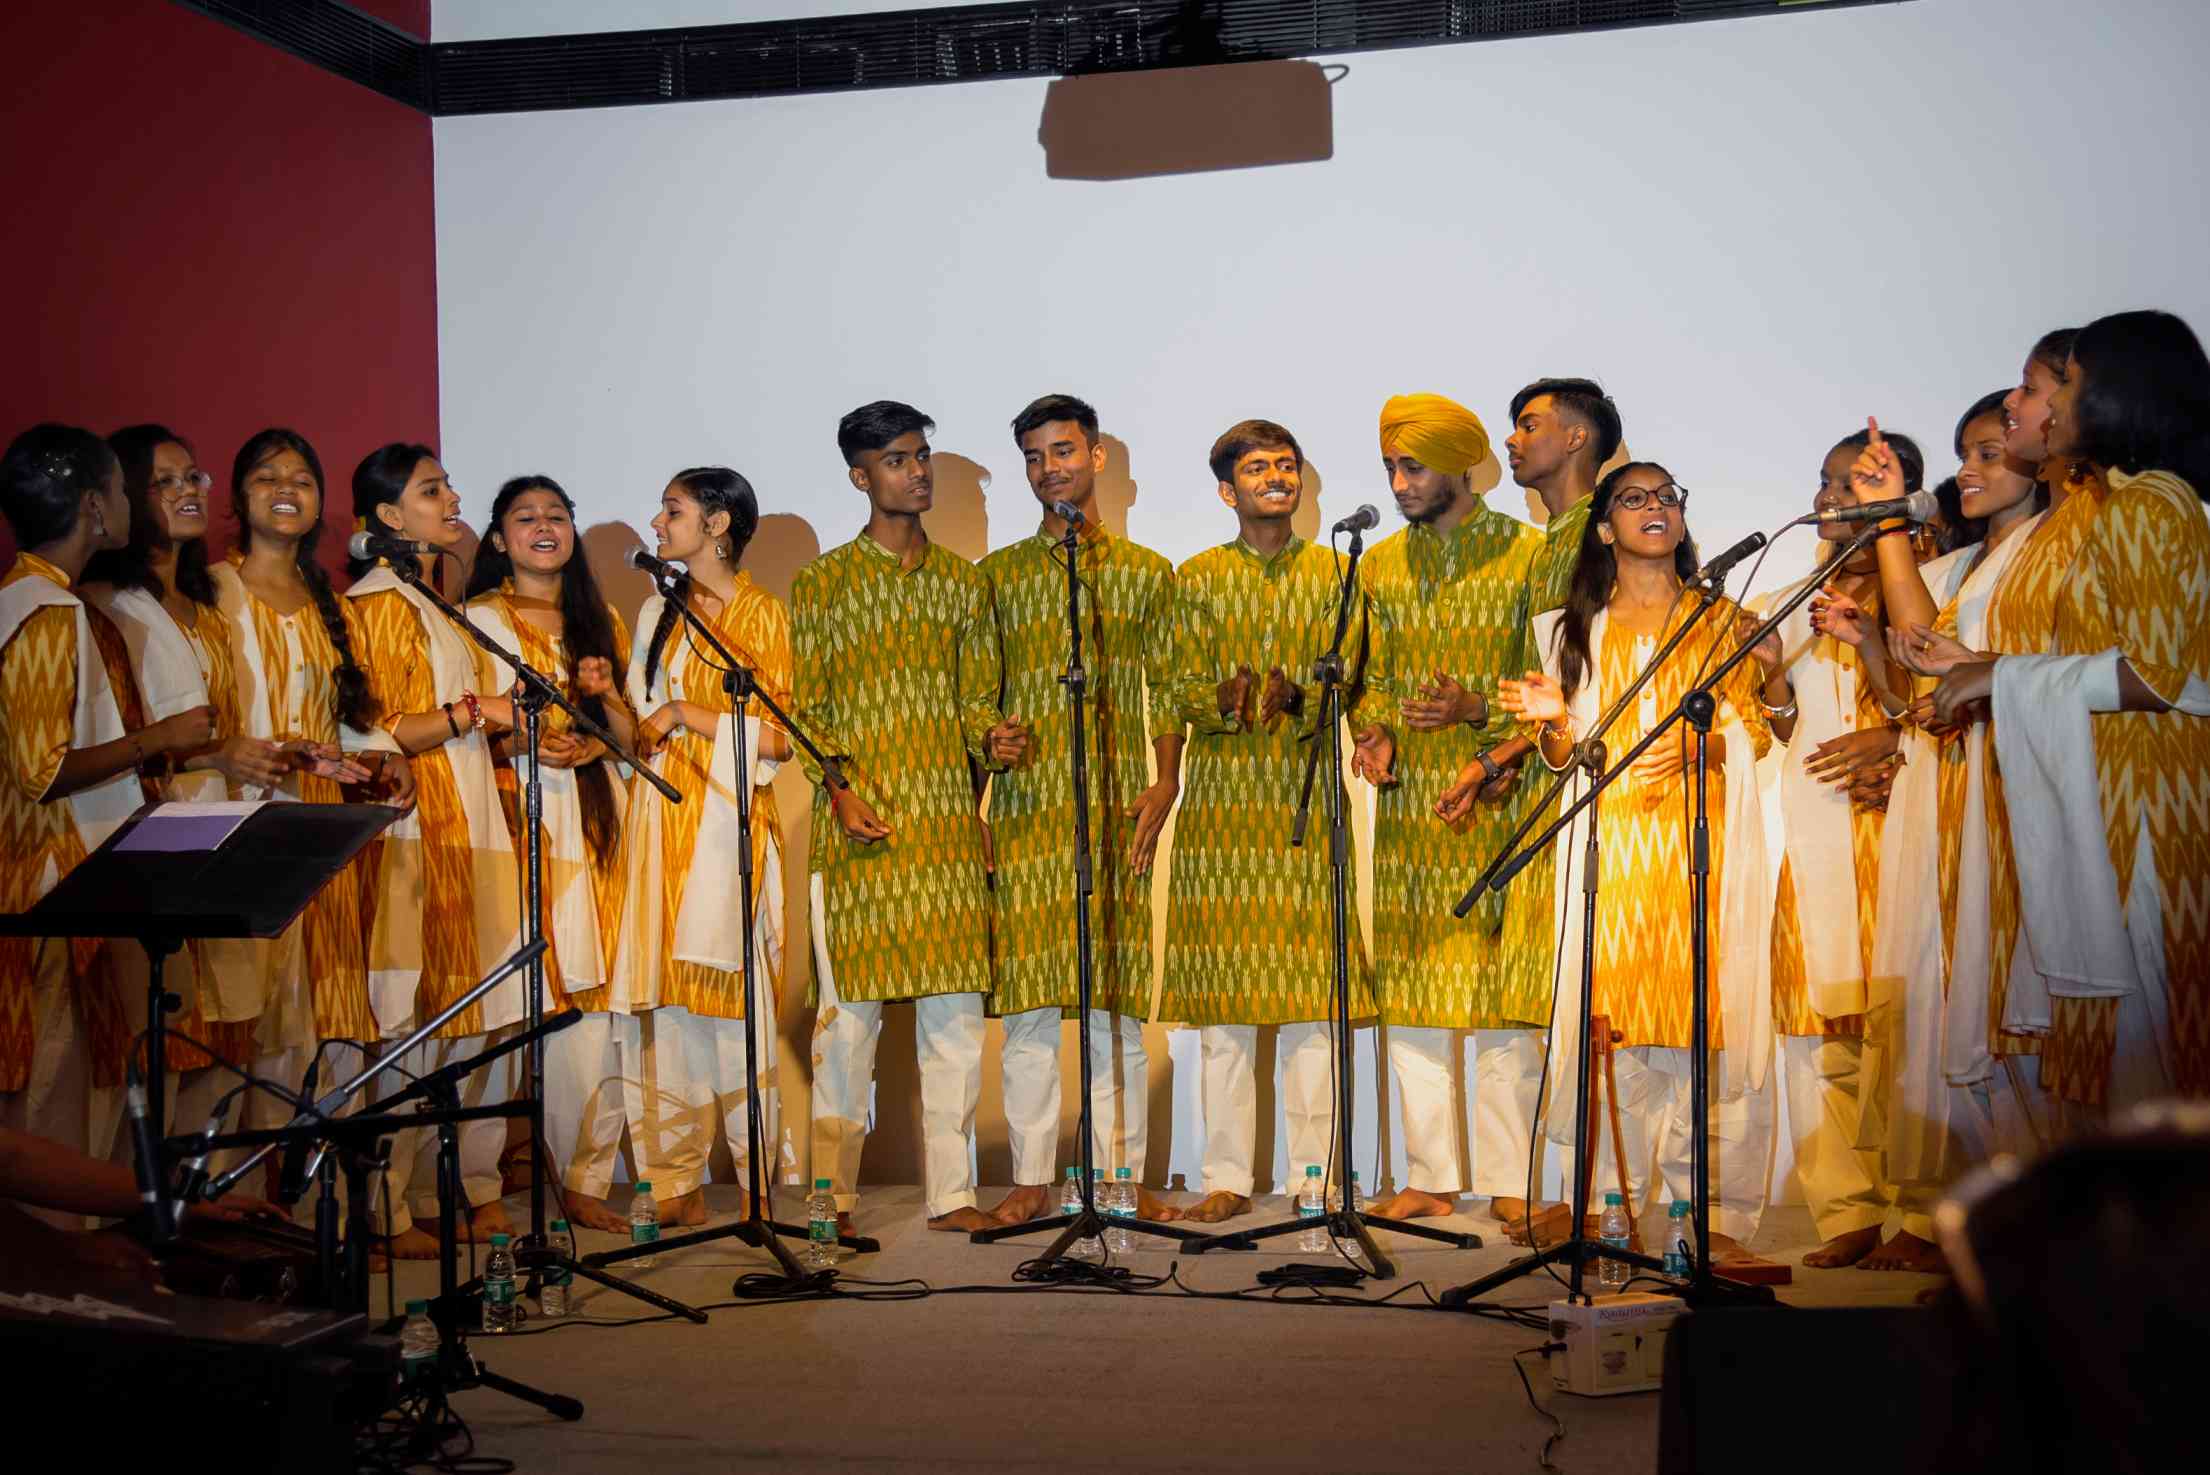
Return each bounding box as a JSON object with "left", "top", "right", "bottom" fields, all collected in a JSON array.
[{"left": 1378, "top": 394, "right": 1491, "bottom": 476}]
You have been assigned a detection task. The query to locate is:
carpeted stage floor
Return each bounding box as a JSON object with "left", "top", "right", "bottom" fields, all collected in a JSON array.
[{"left": 386, "top": 1187, "right": 1935, "bottom": 1473}]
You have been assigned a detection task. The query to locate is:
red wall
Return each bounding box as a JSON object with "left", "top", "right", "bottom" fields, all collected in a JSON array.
[{"left": 0, "top": 0, "right": 437, "bottom": 582}]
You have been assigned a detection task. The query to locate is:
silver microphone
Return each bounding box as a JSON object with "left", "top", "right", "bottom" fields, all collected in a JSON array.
[
  {"left": 625, "top": 546, "right": 679, "bottom": 579},
  {"left": 1799, "top": 489, "right": 1941, "bottom": 526},
  {"left": 1051, "top": 499, "right": 1086, "bottom": 526},
  {"left": 1332, "top": 504, "right": 1381, "bottom": 534},
  {"left": 347, "top": 529, "right": 443, "bottom": 562}
]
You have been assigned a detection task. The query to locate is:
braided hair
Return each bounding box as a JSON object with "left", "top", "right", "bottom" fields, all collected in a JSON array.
[
  {"left": 642, "top": 467, "right": 760, "bottom": 694},
  {"left": 230, "top": 428, "right": 374, "bottom": 731}
]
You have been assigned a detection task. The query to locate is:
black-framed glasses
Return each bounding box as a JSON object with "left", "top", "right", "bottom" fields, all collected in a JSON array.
[
  {"left": 1614, "top": 482, "right": 1688, "bottom": 512},
  {"left": 153, "top": 470, "right": 214, "bottom": 496}
]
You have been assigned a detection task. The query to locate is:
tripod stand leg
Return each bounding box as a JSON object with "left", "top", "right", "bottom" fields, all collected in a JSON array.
[{"left": 470, "top": 1365, "right": 584, "bottom": 1421}]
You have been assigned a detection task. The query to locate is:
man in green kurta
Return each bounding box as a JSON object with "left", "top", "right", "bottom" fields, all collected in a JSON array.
[
  {"left": 1348, "top": 393, "right": 1542, "bottom": 1224},
  {"left": 1437, "top": 376, "right": 1624, "bottom": 1241},
  {"left": 980, "top": 394, "right": 1184, "bottom": 1226},
  {"left": 1159, "top": 419, "right": 1375, "bottom": 1224},
  {"left": 795, "top": 399, "right": 1023, "bottom": 1234}
]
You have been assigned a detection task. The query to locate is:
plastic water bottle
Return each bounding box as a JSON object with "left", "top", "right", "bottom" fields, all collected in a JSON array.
[
  {"left": 482, "top": 1233, "right": 521, "bottom": 1332},
  {"left": 1297, "top": 1164, "right": 1328, "bottom": 1252},
  {"left": 1663, "top": 1199, "right": 1692, "bottom": 1277},
  {"left": 1333, "top": 1171, "right": 1366, "bottom": 1245},
  {"left": 1597, "top": 1191, "right": 1631, "bottom": 1290},
  {"left": 629, "top": 1180, "right": 661, "bottom": 1268},
  {"left": 805, "top": 1177, "right": 839, "bottom": 1269},
  {"left": 1059, "top": 1166, "right": 1083, "bottom": 1220},
  {"left": 400, "top": 1299, "right": 438, "bottom": 1383},
  {"left": 1107, "top": 1166, "right": 1136, "bottom": 1253},
  {"left": 538, "top": 1220, "right": 573, "bottom": 1317}
]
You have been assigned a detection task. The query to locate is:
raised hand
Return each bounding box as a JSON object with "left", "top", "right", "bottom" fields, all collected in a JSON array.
[
  {"left": 1809, "top": 582, "right": 1869, "bottom": 647},
  {"left": 208, "top": 735, "right": 288, "bottom": 789},
  {"left": 1216, "top": 664, "right": 1256, "bottom": 727},
  {"left": 1350, "top": 724, "right": 1397, "bottom": 787},
  {"left": 635, "top": 701, "right": 684, "bottom": 758},
  {"left": 1258, "top": 667, "right": 1304, "bottom": 731},
  {"left": 1737, "top": 610, "right": 1785, "bottom": 673},
  {"left": 833, "top": 784, "right": 893, "bottom": 844},
  {"left": 1930, "top": 660, "right": 1996, "bottom": 728},
  {"left": 146, "top": 704, "right": 216, "bottom": 757},
  {"left": 574, "top": 655, "right": 617, "bottom": 698},
  {"left": 985, "top": 714, "right": 1033, "bottom": 767},
  {"left": 367, "top": 750, "right": 417, "bottom": 812},
  {"left": 536, "top": 730, "right": 589, "bottom": 769},
  {"left": 1401, "top": 671, "right": 1485, "bottom": 731},
  {"left": 1888, "top": 622, "right": 1979, "bottom": 678},
  {"left": 282, "top": 739, "right": 372, "bottom": 785},
  {"left": 1847, "top": 415, "right": 1907, "bottom": 505},
  {"left": 1803, "top": 725, "right": 1899, "bottom": 786},
  {"left": 1631, "top": 729, "right": 1692, "bottom": 787},
  {"left": 1497, "top": 670, "right": 1566, "bottom": 726}
]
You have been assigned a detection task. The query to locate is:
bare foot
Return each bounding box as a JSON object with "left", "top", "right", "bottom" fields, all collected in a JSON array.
[
  {"left": 381, "top": 1225, "right": 443, "bottom": 1260},
  {"left": 928, "top": 1206, "right": 1000, "bottom": 1233},
  {"left": 466, "top": 1201, "right": 516, "bottom": 1242},
  {"left": 1506, "top": 1203, "right": 1576, "bottom": 1247},
  {"left": 1179, "top": 1191, "right": 1251, "bottom": 1224},
  {"left": 1365, "top": 1187, "right": 1457, "bottom": 1221},
  {"left": 561, "top": 1191, "right": 630, "bottom": 1233},
  {"left": 655, "top": 1189, "right": 710, "bottom": 1228},
  {"left": 1802, "top": 1224, "right": 1883, "bottom": 1269},
  {"left": 1858, "top": 1230, "right": 1946, "bottom": 1274},
  {"left": 1135, "top": 1188, "right": 1183, "bottom": 1223},
  {"left": 988, "top": 1184, "right": 1055, "bottom": 1225}
]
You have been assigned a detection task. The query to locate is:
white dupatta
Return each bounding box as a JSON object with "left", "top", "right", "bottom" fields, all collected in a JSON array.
[
  {"left": 468, "top": 598, "right": 625, "bottom": 993},
  {"left": 0, "top": 574, "right": 141, "bottom": 870},
  {"left": 1530, "top": 602, "right": 1771, "bottom": 1147},
  {"left": 608, "top": 590, "right": 782, "bottom": 1014},
  {"left": 344, "top": 567, "right": 520, "bottom": 1036}
]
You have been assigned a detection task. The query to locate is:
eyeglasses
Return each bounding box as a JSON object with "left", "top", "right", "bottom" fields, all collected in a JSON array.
[
  {"left": 1613, "top": 483, "right": 1688, "bottom": 512},
  {"left": 153, "top": 470, "right": 214, "bottom": 496}
]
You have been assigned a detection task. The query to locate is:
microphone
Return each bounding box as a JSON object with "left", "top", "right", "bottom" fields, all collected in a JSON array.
[
  {"left": 346, "top": 529, "right": 443, "bottom": 562},
  {"left": 625, "top": 546, "right": 680, "bottom": 580},
  {"left": 125, "top": 1071, "right": 179, "bottom": 1245},
  {"left": 1694, "top": 531, "right": 1768, "bottom": 587},
  {"left": 1051, "top": 499, "right": 1086, "bottom": 526},
  {"left": 276, "top": 1051, "right": 320, "bottom": 1206},
  {"left": 1332, "top": 504, "right": 1381, "bottom": 535},
  {"left": 175, "top": 1106, "right": 226, "bottom": 1208},
  {"left": 1797, "top": 489, "right": 1940, "bottom": 527}
]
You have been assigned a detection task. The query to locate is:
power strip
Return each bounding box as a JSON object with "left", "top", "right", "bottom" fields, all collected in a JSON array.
[{"left": 1546, "top": 1293, "right": 1686, "bottom": 1397}]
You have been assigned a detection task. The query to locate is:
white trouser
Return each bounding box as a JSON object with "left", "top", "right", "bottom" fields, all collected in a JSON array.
[
  {"left": 1780, "top": 1034, "right": 1888, "bottom": 1241},
  {"left": 542, "top": 1010, "right": 642, "bottom": 1199},
  {"left": 1197, "top": 1021, "right": 1335, "bottom": 1198},
  {"left": 1569, "top": 1046, "right": 1774, "bottom": 1242},
  {"left": 374, "top": 1028, "right": 518, "bottom": 1234},
  {"left": 808, "top": 876, "right": 984, "bottom": 1218},
  {"left": 1387, "top": 1026, "right": 1466, "bottom": 1197},
  {"left": 1472, "top": 1027, "right": 1549, "bottom": 1200},
  {"left": 1000, "top": 1007, "right": 1149, "bottom": 1186},
  {"left": 629, "top": 1006, "right": 779, "bottom": 1200}
]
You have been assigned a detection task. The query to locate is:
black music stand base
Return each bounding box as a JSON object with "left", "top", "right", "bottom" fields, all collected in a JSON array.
[
  {"left": 584, "top": 1201, "right": 880, "bottom": 1280},
  {"left": 1188, "top": 1205, "right": 1480, "bottom": 1271},
  {"left": 970, "top": 1204, "right": 1210, "bottom": 1252},
  {"left": 1438, "top": 1236, "right": 1775, "bottom": 1308}
]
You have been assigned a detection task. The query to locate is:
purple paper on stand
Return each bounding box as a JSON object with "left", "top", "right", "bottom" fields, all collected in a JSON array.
[{"left": 112, "top": 804, "right": 258, "bottom": 854}]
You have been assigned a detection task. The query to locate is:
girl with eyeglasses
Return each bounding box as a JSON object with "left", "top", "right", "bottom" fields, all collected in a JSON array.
[{"left": 1496, "top": 460, "right": 1779, "bottom": 1265}]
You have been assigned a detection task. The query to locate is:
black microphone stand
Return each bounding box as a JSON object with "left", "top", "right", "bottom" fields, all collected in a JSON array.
[
  {"left": 582, "top": 565, "right": 879, "bottom": 1283},
  {"left": 1441, "top": 519, "right": 1872, "bottom": 1308},
  {"left": 970, "top": 512, "right": 1208, "bottom": 1265},
  {"left": 1187, "top": 521, "right": 1482, "bottom": 1274},
  {"left": 385, "top": 554, "right": 705, "bottom": 1324}
]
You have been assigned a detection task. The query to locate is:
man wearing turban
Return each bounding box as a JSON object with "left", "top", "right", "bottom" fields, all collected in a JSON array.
[{"left": 1351, "top": 393, "right": 1548, "bottom": 1228}]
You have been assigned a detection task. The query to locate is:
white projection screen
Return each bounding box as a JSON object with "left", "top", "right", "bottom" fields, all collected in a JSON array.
[{"left": 430, "top": 0, "right": 2210, "bottom": 1195}]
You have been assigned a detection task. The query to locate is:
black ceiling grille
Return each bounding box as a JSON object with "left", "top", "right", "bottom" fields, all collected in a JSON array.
[
  {"left": 176, "top": 1, "right": 428, "bottom": 109},
  {"left": 174, "top": 0, "right": 1909, "bottom": 117}
]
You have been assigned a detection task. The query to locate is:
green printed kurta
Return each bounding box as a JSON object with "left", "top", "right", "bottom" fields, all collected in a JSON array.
[
  {"left": 1350, "top": 509, "right": 1543, "bottom": 1029},
  {"left": 792, "top": 533, "right": 1001, "bottom": 1003},
  {"left": 1158, "top": 536, "right": 1375, "bottom": 1026},
  {"left": 1498, "top": 492, "right": 1593, "bottom": 1024},
  {"left": 982, "top": 526, "right": 1179, "bottom": 1019}
]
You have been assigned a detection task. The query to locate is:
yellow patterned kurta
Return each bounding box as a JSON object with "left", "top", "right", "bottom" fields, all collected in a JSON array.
[
  {"left": 1158, "top": 535, "right": 1374, "bottom": 1026},
  {"left": 2047, "top": 467, "right": 2210, "bottom": 1101},
  {"left": 1770, "top": 659, "right": 1887, "bottom": 1039},
  {"left": 1497, "top": 494, "right": 1593, "bottom": 1023},
  {"left": 980, "top": 526, "right": 1178, "bottom": 1019},
  {"left": 472, "top": 590, "right": 633, "bottom": 1004},
  {"left": 631, "top": 576, "right": 786, "bottom": 1019},
  {"left": 1350, "top": 509, "right": 1542, "bottom": 1029},
  {"left": 221, "top": 567, "right": 378, "bottom": 1043},
  {"left": 1585, "top": 600, "right": 1772, "bottom": 1050},
  {"left": 0, "top": 557, "right": 125, "bottom": 1091},
  {"left": 793, "top": 535, "right": 999, "bottom": 1004}
]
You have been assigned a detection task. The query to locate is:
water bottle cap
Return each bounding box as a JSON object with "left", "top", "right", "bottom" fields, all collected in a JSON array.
[
  {"left": 406, "top": 1299, "right": 428, "bottom": 1314},
  {"left": 1065, "top": 1167, "right": 1079, "bottom": 1179},
  {"left": 1603, "top": 1192, "right": 1623, "bottom": 1205},
  {"left": 550, "top": 1219, "right": 569, "bottom": 1232},
  {"left": 1670, "top": 1199, "right": 1691, "bottom": 1213},
  {"left": 635, "top": 1180, "right": 652, "bottom": 1192},
  {"left": 814, "top": 1177, "right": 833, "bottom": 1190},
  {"left": 1305, "top": 1164, "right": 1323, "bottom": 1177},
  {"left": 1114, "top": 1167, "right": 1132, "bottom": 1179},
  {"left": 489, "top": 1232, "right": 511, "bottom": 1245}
]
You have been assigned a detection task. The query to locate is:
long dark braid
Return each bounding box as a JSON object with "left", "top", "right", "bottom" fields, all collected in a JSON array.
[
  {"left": 231, "top": 428, "right": 375, "bottom": 731},
  {"left": 642, "top": 467, "right": 760, "bottom": 692},
  {"left": 466, "top": 474, "right": 626, "bottom": 857}
]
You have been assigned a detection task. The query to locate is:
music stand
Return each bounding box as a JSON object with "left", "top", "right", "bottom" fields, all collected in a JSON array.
[{"left": 0, "top": 800, "right": 397, "bottom": 1148}]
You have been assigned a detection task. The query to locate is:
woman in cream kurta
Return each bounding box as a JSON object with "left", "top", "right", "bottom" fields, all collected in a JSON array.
[
  {"left": 1501, "top": 462, "right": 1775, "bottom": 1249},
  {"left": 609, "top": 468, "right": 792, "bottom": 1226},
  {"left": 465, "top": 474, "right": 639, "bottom": 1233},
  {"left": 346, "top": 442, "right": 521, "bottom": 1253}
]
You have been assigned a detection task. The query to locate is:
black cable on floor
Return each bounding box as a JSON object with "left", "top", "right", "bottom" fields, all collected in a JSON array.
[{"left": 1513, "top": 1344, "right": 1568, "bottom": 1472}]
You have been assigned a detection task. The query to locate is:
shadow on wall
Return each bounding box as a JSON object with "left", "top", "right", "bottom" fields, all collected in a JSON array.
[{"left": 923, "top": 452, "right": 991, "bottom": 561}]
